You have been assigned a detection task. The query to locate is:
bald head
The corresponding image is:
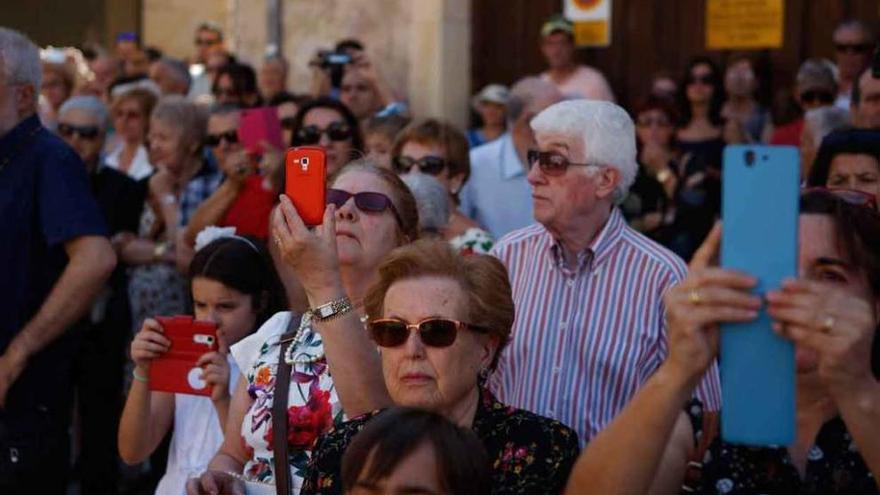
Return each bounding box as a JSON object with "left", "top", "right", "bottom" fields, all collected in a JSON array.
[{"left": 507, "top": 76, "right": 562, "bottom": 124}]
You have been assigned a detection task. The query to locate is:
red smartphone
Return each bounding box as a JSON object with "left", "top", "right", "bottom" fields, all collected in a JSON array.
[
  {"left": 238, "top": 107, "right": 285, "bottom": 156},
  {"left": 148, "top": 316, "right": 218, "bottom": 397},
  {"left": 284, "top": 146, "right": 327, "bottom": 226}
]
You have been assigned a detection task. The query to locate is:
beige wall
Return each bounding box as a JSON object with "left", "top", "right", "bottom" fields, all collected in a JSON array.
[{"left": 143, "top": 0, "right": 471, "bottom": 127}]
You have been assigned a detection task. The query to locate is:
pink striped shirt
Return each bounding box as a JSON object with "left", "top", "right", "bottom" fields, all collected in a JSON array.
[{"left": 489, "top": 208, "right": 721, "bottom": 444}]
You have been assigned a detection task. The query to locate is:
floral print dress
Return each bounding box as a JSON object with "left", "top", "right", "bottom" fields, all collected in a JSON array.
[
  {"left": 300, "top": 388, "right": 580, "bottom": 494},
  {"left": 230, "top": 311, "right": 344, "bottom": 494}
]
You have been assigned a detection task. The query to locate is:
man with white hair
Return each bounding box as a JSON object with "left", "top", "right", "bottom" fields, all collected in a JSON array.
[
  {"left": 460, "top": 77, "right": 562, "bottom": 238},
  {"left": 489, "top": 99, "right": 721, "bottom": 445},
  {"left": 150, "top": 56, "right": 192, "bottom": 96},
  {"left": 0, "top": 28, "right": 116, "bottom": 492}
]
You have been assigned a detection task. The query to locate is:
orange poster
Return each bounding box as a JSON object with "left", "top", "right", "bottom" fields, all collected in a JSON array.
[{"left": 706, "top": 0, "right": 785, "bottom": 49}]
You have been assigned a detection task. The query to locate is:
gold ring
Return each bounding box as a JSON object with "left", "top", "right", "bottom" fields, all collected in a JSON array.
[
  {"left": 688, "top": 289, "right": 702, "bottom": 305},
  {"left": 821, "top": 315, "right": 835, "bottom": 334}
]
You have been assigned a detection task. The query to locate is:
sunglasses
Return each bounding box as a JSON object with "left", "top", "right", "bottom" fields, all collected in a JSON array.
[
  {"left": 802, "top": 187, "right": 878, "bottom": 210},
  {"left": 205, "top": 130, "right": 238, "bottom": 147},
  {"left": 326, "top": 188, "right": 404, "bottom": 227},
  {"left": 687, "top": 74, "right": 714, "bottom": 85},
  {"left": 57, "top": 123, "right": 100, "bottom": 140},
  {"left": 280, "top": 117, "right": 297, "bottom": 130},
  {"left": 527, "top": 149, "right": 598, "bottom": 176},
  {"left": 392, "top": 155, "right": 447, "bottom": 176},
  {"left": 835, "top": 43, "right": 873, "bottom": 54},
  {"left": 800, "top": 90, "right": 835, "bottom": 105},
  {"left": 296, "top": 122, "right": 352, "bottom": 145},
  {"left": 368, "top": 318, "right": 488, "bottom": 348}
]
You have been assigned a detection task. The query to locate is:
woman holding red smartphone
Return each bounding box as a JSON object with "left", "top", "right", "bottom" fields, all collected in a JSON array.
[{"left": 119, "top": 233, "right": 284, "bottom": 495}]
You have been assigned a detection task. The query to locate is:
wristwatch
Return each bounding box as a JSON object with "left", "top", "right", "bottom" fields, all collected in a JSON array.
[{"left": 310, "top": 297, "right": 354, "bottom": 322}]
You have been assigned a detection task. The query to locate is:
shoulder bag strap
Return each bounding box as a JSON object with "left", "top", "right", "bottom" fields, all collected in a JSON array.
[{"left": 273, "top": 313, "right": 301, "bottom": 495}]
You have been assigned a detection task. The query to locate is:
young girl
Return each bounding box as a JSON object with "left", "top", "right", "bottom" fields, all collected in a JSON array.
[{"left": 118, "top": 228, "right": 284, "bottom": 495}]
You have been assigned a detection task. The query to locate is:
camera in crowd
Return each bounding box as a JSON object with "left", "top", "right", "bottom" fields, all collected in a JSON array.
[{"left": 315, "top": 49, "right": 351, "bottom": 89}]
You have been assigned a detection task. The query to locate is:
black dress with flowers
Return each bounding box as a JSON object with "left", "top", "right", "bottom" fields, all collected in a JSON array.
[
  {"left": 300, "top": 388, "right": 580, "bottom": 494},
  {"left": 687, "top": 400, "right": 879, "bottom": 495}
]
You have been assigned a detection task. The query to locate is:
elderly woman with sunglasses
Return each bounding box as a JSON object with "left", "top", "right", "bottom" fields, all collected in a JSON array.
[
  {"left": 300, "top": 239, "right": 580, "bottom": 495},
  {"left": 188, "top": 161, "right": 418, "bottom": 495},
  {"left": 566, "top": 189, "right": 880, "bottom": 495},
  {"left": 289, "top": 97, "right": 364, "bottom": 176},
  {"left": 391, "top": 119, "right": 494, "bottom": 254}
]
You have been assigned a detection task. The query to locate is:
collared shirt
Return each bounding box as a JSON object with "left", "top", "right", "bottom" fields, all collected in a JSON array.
[
  {"left": 178, "top": 156, "right": 223, "bottom": 227},
  {"left": 489, "top": 208, "right": 722, "bottom": 445},
  {"left": 105, "top": 143, "right": 154, "bottom": 181},
  {"left": 460, "top": 133, "right": 534, "bottom": 239}
]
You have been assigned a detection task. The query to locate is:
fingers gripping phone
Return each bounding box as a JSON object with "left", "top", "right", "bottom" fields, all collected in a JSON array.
[
  {"left": 720, "top": 145, "right": 799, "bottom": 446},
  {"left": 149, "top": 316, "right": 218, "bottom": 397},
  {"left": 284, "top": 146, "right": 327, "bottom": 226}
]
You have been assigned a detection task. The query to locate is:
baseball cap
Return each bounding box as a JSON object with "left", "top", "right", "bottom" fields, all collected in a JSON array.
[
  {"left": 472, "top": 84, "right": 510, "bottom": 109},
  {"left": 541, "top": 15, "right": 574, "bottom": 38}
]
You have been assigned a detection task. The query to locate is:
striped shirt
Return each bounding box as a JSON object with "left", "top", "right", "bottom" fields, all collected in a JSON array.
[{"left": 489, "top": 208, "right": 721, "bottom": 445}]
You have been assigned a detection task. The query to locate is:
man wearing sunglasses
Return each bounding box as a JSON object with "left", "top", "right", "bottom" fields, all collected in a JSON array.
[
  {"left": 832, "top": 20, "right": 876, "bottom": 109},
  {"left": 770, "top": 59, "right": 838, "bottom": 147},
  {"left": 489, "top": 99, "right": 721, "bottom": 447},
  {"left": 0, "top": 29, "right": 116, "bottom": 493}
]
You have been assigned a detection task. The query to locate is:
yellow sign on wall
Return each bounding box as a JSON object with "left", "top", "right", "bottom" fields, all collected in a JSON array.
[
  {"left": 706, "top": 0, "right": 784, "bottom": 50},
  {"left": 565, "top": 0, "right": 611, "bottom": 47}
]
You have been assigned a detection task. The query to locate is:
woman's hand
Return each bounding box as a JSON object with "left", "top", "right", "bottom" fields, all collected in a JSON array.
[
  {"left": 131, "top": 318, "right": 171, "bottom": 372},
  {"left": 149, "top": 168, "right": 177, "bottom": 198},
  {"left": 662, "top": 225, "right": 761, "bottom": 386},
  {"left": 219, "top": 148, "right": 253, "bottom": 188},
  {"left": 185, "top": 470, "right": 245, "bottom": 495},
  {"left": 767, "top": 279, "right": 878, "bottom": 396},
  {"left": 197, "top": 351, "right": 231, "bottom": 403},
  {"left": 272, "top": 195, "right": 345, "bottom": 300}
]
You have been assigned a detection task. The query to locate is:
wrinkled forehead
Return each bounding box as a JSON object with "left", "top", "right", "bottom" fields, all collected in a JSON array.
[{"left": 535, "top": 129, "right": 584, "bottom": 157}]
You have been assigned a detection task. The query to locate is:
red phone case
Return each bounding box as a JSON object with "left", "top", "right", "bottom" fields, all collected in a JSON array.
[
  {"left": 284, "top": 146, "right": 327, "bottom": 226},
  {"left": 148, "top": 316, "right": 218, "bottom": 397},
  {"left": 237, "top": 107, "right": 285, "bottom": 156}
]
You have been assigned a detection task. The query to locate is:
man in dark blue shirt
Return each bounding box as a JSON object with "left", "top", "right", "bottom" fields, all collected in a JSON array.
[{"left": 0, "top": 28, "right": 116, "bottom": 493}]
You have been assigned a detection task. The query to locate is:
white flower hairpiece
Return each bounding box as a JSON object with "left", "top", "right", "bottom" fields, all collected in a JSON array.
[{"left": 194, "top": 226, "right": 238, "bottom": 252}]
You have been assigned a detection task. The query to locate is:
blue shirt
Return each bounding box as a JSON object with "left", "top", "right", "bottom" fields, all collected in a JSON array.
[
  {"left": 0, "top": 115, "right": 107, "bottom": 351},
  {"left": 459, "top": 133, "right": 534, "bottom": 239}
]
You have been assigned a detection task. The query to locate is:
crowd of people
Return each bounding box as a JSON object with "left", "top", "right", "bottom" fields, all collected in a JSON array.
[{"left": 0, "top": 12, "right": 879, "bottom": 495}]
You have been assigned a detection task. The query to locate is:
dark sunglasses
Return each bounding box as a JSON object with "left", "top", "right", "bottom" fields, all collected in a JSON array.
[
  {"left": 392, "top": 155, "right": 447, "bottom": 176},
  {"left": 57, "top": 123, "right": 100, "bottom": 140},
  {"left": 280, "top": 117, "right": 297, "bottom": 130},
  {"left": 800, "top": 90, "right": 835, "bottom": 105},
  {"left": 326, "top": 188, "right": 403, "bottom": 227},
  {"left": 527, "top": 149, "right": 598, "bottom": 176},
  {"left": 802, "top": 187, "right": 878, "bottom": 210},
  {"left": 687, "top": 74, "right": 714, "bottom": 85},
  {"left": 835, "top": 43, "right": 873, "bottom": 54},
  {"left": 368, "top": 318, "right": 488, "bottom": 348},
  {"left": 296, "top": 122, "right": 352, "bottom": 145},
  {"left": 204, "top": 130, "right": 238, "bottom": 147}
]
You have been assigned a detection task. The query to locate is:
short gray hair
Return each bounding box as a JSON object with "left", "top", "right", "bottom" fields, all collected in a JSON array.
[
  {"left": 531, "top": 99, "right": 638, "bottom": 204},
  {"left": 507, "top": 76, "right": 561, "bottom": 123},
  {"left": 0, "top": 27, "right": 41, "bottom": 89},
  {"left": 151, "top": 95, "right": 207, "bottom": 153},
  {"left": 401, "top": 173, "right": 450, "bottom": 234},
  {"left": 157, "top": 56, "right": 192, "bottom": 90},
  {"left": 804, "top": 106, "right": 850, "bottom": 144},
  {"left": 59, "top": 96, "right": 109, "bottom": 131}
]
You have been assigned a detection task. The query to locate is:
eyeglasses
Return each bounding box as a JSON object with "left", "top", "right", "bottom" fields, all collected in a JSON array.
[
  {"left": 835, "top": 43, "right": 873, "bottom": 54},
  {"left": 204, "top": 130, "right": 238, "bottom": 147},
  {"left": 636, "top": 116, "right": 672, "bottom": 128},
  {"left": 800, "top": 90, "right": 835, "bottom": 105},
  {"left": 368, "top": 318, "right": 488, "bottom": 348},
  {"left": 392, "top": 155, "right": 447, "bottom": 176},
  {"left": 280, "top": 117, "right": 297, "bottom": 131},
  {"left": 527, "top": 149, "right": 599, "bottom": 176},
  {"left": 687, "top": 74, "right": 714, "bottom": 85},
  {"left": 57, "top": 123, "right": 100, "bottom": 140},
  {"left": 296, "top": 122, "right": 352, "bottom": 145},
  {"left": 326, "top": 188, "right": 404, "bottom": 227},
  {"left": 802, "top": 187, "right": 878, "bottom": 210}
]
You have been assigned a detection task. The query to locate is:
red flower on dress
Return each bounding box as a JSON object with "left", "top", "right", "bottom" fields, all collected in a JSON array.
[{"left": 287, "top": 388, "right": 333, "bottom": 449}]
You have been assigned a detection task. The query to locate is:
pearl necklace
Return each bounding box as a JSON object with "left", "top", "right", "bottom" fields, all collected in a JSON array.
[{"left": 283, "top": 312, "right": 324, "bottom": 365}]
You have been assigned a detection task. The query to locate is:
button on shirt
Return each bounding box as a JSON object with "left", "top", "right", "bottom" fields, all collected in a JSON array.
[
  {"left": 460, "top": 133, "right": 534, "bottom": 239},
  {"left": 489, "top": 208, "right": 721, "bottom": 445}
]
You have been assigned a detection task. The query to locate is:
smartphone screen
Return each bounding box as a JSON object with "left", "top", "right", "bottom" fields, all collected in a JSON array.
[{"left": 284, "top": 146, "right": 327, "bottom": 226}]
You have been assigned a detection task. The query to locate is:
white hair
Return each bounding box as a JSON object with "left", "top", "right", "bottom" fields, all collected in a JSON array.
[
  {"left": 59, "top": 96, "right": 109, "bottom": 131},
  {"left": 530, "top": 99, "right": 638, "bottom": 203},
  {"left": 401, "top": 173, "right": 450, "bottom": 234},
  {"left": 0, "top": 28, "right": 41, "bottom": 90}
]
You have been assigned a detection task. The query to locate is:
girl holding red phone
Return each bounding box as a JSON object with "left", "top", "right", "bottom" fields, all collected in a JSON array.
[{"left": 119, "top": 230, "right": 284, "bottom": 495}]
